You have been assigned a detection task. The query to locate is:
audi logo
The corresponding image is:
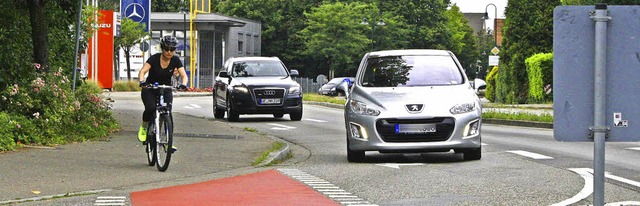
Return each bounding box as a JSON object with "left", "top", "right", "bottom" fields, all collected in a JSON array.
[{"left": 264, "top": 90, "right": 276, "bottom": 95}]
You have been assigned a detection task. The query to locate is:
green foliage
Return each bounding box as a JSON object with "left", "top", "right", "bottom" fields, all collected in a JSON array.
[
  {"left": 112, "top": 81, "right": 141, "bottom": 92},
  {"left": 115, "top": 18, "right": 149, "bottom": 81},
  {"left": 526, "top": 53, "right": 553, "bottom": 103},
  {"left": 303, "top": 93, "right": 346, "bottom": 105},
  {"left": 445, "top": 4, "right": 479, "bottom": 78},
  {"left": 0, "top": 67, "right": 118, "bottom": 151},
  {"left": 299, "top": 2, "right": 371, "bottom": 75},
  {"left": 483, "top": 111, "right": 553, "bottom": 123},
  {"left": 496, "top": 0, "right": 560, "bottom": 104},
  {"left": 485, "top": 66, "right": 499, "bottom": 102}
]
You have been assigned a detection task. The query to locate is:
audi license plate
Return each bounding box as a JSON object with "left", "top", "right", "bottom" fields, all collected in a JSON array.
[
  {"left": 260, "top": 98, "right": 281, "bottom": 105},
  {"left": 395, "top": 124, "right": 436, "bottom": 134}
]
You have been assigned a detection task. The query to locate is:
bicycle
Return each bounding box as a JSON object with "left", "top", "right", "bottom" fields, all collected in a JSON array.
[{"left": 143, "top": 83, "right": 177, "bottom": 172}]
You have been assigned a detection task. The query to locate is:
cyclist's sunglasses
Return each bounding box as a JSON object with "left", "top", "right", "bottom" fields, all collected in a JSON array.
[{"left": 162, "top": 46, "right": 176, "bottom": 52}]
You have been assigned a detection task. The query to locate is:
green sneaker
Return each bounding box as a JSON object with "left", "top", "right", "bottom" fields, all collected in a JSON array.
[{"left": 138, "top": 125, "right": 147, "bottom": 142}]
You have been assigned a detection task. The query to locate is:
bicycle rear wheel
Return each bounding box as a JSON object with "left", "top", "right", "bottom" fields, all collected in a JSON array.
[
  {"left": 146, "top": 123, "right": 156, "bottom": 166},
  {"left": 155, "top": 114, "right": 173, "bottom": 171}
]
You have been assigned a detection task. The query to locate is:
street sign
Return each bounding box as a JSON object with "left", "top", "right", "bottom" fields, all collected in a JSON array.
[
  {"left": 120, "top": 0, "right": 150, "bottom": 32},
  {"left": 491, "top": 47, "right": 500, "bottom": 55},
  {"left": 488, "top": 55, "right": 499, "bottom": 66},
  {"left": 553, "top": 6, "right": 640, "bottom": 142}
]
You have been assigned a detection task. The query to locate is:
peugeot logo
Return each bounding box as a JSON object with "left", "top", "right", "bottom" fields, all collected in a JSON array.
[
  {"left": 405, "top": 104, "right": 424, "bottom": 113},
  {"left": 264, "top": 90, "right": 276, "bottom": 95}
]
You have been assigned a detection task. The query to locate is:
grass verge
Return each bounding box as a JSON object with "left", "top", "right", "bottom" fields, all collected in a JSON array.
[{"left": 253, "top": 141, "right": 286, "bottom": 166}]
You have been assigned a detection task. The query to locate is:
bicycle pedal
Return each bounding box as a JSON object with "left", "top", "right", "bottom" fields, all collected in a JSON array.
[{"left": 169, "top": 147, "right": 177, "bottom": 153}]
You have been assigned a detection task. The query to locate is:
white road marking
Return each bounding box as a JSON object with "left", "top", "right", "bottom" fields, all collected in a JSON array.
[
  {"left": 506, "top": 150, "right": 553, "bottom": 160},
  {"left": 305, "top": 118, "right": 328, "bottom": 123},
  {"left": 555, "top": 168, "right": 640, "bottom": 206},
  {"left": 627, "top": 147, "right": 640, "bottom": 151},
  {"left": 95, "top": 196, "right": 126, "bottom": 206},
  {"left": 183, "top": 104, "right": 202, "bottom": 109},
  {"left": 268, "top": 123, "right": 296, "bottom": 130},
  {"left": 277, "top": 168, "right": 377, "bottom": 206},
  {"left": 552, "top": 168, "right": 593, "bottom": 206},
  {"left": 375, "top": 163, "right": 425, "bottom": 169}
]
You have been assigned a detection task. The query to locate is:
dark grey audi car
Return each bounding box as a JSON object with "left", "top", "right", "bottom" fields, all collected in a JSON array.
[{"left": 213, "top": 57, "right": 303, "bottom": 121}]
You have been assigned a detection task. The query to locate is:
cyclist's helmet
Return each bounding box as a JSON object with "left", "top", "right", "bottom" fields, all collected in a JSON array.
[{"left": 160, "top": 36, "right": 178, "bottom": 49}]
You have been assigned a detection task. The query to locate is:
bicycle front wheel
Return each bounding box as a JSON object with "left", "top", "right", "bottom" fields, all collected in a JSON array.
[
  {"left": 155, "top": 114, "right": 173, "bottom": 172},
  {"left": 146, "top": 123, "right": 156, "bottom": 166}
]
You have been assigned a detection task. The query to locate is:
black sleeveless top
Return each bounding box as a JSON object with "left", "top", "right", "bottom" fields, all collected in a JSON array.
[{"left": 145, "top": 53, "right": 183, "bottom": 86}]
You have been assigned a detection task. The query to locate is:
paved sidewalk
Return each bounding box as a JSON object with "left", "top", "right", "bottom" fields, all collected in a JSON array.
[{"left": 0, "top": 91, "right": 294, "bottom": 205}]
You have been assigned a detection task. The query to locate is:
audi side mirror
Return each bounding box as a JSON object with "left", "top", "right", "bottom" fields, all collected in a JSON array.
[{"left": 290, "top": 69, "right": 299, "bottom": 77}]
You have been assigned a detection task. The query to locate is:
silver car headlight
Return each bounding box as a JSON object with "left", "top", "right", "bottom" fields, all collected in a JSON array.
[
  {"left": 289, "top": 85, "right": 301, "bottom": 94},
  {"left": 349, "top": 99, "right": 380, "bottom": 116},
  {"left": 450, "top": 102, "right": 477, "bottom": 114},
  {"left": 233, "top": 85, "right": 249, "bottom": 93}
]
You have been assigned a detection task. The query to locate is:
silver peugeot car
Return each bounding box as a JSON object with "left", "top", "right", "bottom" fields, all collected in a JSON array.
[{"left": 339, "top": 49, "right": 482, "bottom": 162}]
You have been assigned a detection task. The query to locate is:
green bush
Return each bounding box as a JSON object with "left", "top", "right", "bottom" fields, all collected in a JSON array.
[
  {"left": 0, "top": 68, "right": 118, "bottom": 151},
  {"left": 526, "top": 53, "right": 553, "bottom": 103},
  {"left": 485, "top": 66, "right": 499, "bottom": 102}
]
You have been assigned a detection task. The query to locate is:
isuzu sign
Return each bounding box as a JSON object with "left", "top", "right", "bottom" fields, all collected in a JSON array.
[{"left": 120, "top": 0, "right": 150, "bottom": 32}]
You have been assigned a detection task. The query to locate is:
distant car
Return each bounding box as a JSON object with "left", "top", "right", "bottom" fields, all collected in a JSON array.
[
  {"left": 212, "top": 57, "right": 303, "bottom": 121},
  {"left": 318, "top": 77, "right": 355, "bottom": 96},
  {"left": 340, "top": 49, "right": 482, "bottom": 162}
]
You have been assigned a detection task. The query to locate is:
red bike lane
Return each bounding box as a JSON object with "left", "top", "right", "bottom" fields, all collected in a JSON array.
[{"left": 130, "top": 169, "right": 339, "bottom": 205}]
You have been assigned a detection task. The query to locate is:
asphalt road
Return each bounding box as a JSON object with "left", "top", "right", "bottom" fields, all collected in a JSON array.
[{"left": 3, "top": 92, "right": 640, "bottom": 205}]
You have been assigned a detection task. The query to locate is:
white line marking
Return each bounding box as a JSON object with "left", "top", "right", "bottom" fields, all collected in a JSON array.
[
  {"left": 318, "top": 189, "right": 345, "bottom": 191},
  {"left": 268, "top": 123, "right": 296, "bottom": 130},
  {"left": 627, "top": 147, "right": 640, "bottom": 151},
  {"left": 375, "top": 163, "right": 425, "bottom": 169},
  {"left": 507, "top": 150, "right": 553, "bottom": 160},
  {"left": 304, "top": 118, "right": 328, "bottom": 123},
  {"left": 552, "top": 168, "right": 593, "bottom": 206},
  {"left": 277, "top": 168, "right": 377, "bottom": 206}
]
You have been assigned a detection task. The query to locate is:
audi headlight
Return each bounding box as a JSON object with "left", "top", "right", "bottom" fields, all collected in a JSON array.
[
  {"left": 289, "top": 85, "right": 301, "bottom": 94},
  {"left": 450, "top": 102, "right": 477, "bottom": 114},
  {"left": 349, "top": 99, "right": 380, "bottom": 116},
  {"left": 233, "top": 85, "right": 249, "bottom": 93}
]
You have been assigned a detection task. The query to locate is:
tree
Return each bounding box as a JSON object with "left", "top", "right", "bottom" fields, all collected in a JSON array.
[
  {"left": 26, "top": 0, "right": 49, "bottom": 70},
  {"left": 445, "top": 4, "right": 479, "bottom": 79},
  {"left": 298, "top": 2, "right": 371, "bottom": 77},
  {"left": 496, "top": 0, "right": 560, "bottom": 103},
  {"left": 115, "top": 18, "right": 149, "bottom": 81},
  {"left": 214, "top": 0, "right": 323, "bottom": 76},
  {"left": 377, "top": 0, "right": 452, "bottom": 50}
]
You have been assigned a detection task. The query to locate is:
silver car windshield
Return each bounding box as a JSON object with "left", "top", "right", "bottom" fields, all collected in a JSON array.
[
  {"left": 231, "top": 60, "right": 288, "bottom": 77},
  {"left": 361, "top": 55, "right": 463, "bottom": 87}
]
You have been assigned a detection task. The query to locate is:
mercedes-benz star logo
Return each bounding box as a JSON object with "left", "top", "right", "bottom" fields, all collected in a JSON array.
[
  {"left": 124, "top": 3, "right": 145, "bottom": 23},
  {"left": 405, "top": 104, "right": 424, "bottom": 113}
]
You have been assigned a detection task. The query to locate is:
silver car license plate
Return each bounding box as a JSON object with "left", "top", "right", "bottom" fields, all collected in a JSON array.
[
  {"left": 395, "top": 124, "right": 436, "bottom": 134},
  {"left": 260, "top": 98, "right": 281, "bottom": 104}
]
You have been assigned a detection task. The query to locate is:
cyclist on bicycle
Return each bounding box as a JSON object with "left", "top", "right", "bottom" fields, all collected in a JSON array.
[{"left": 137, "top": 36, "right": 188, "bottom": 143}]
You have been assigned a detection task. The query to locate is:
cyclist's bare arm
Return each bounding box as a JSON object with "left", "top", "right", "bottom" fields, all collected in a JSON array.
[
  {"left": 138, "top": 63, "right": 152, "bottom": 81},
  {"left": 176, "top": 67, "right": 188, "bottom": 86}
]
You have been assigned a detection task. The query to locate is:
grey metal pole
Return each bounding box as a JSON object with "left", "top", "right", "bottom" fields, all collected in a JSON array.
[
  {"left": 72, "top": 0, "right": 83, "bottom": 92},
  {"left": 591, "top": 4, "right": 610, "bottom": 206}
]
